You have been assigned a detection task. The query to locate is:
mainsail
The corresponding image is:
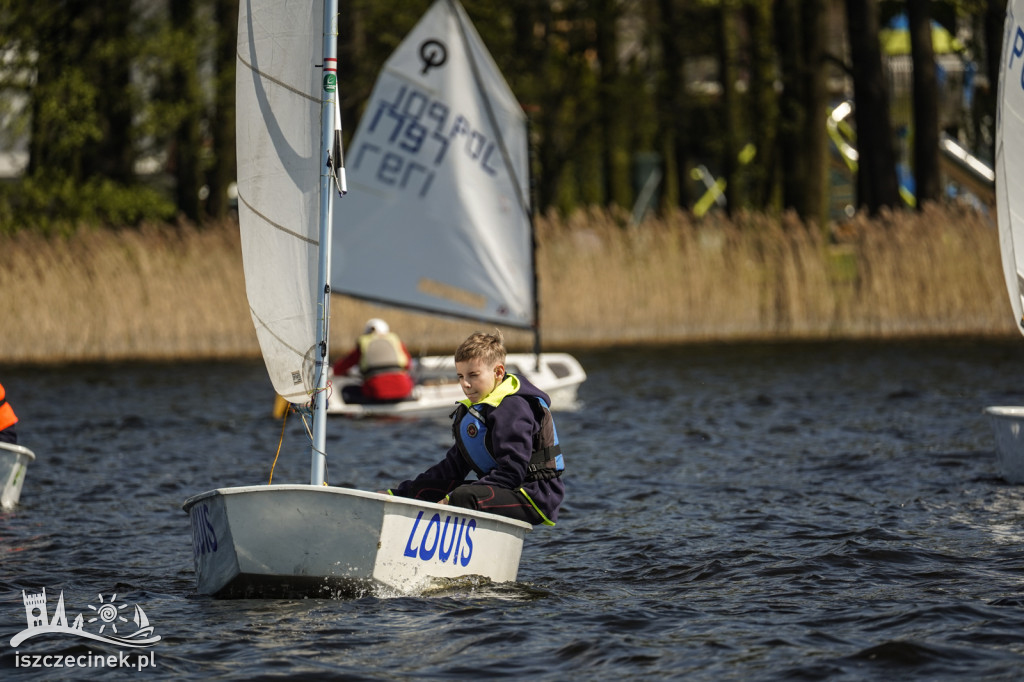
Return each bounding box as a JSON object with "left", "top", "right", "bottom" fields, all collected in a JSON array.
[
  {"left": 330, "top": 0, "right": 534, "bottom": 328},
  {"left": 236, "top": 0, "right": 326, "bottom": 401},
  {"left": 998, "top": 0, "right": 1024, "bottom": 334}
]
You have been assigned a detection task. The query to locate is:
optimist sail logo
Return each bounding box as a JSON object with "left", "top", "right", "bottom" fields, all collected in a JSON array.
[{"left": 11, "top": 588, "right": 161, "bottom": 648}]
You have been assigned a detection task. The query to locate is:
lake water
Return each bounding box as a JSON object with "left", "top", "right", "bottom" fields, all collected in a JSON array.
[{"left": 3, "top": 338, "right": 1024, "bottom": 680}]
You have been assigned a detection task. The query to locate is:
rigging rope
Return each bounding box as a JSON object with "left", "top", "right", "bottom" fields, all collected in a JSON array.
[
  {"left": 268, "top": 383, "right": 332, "bottom": 485},
  {"left": 269, "top": 400, "right": 289, "bottom": 484}
]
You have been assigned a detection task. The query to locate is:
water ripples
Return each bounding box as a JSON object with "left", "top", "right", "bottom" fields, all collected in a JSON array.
[{"left": 4, "top": 341, "right": 1024, "bottom": 678}]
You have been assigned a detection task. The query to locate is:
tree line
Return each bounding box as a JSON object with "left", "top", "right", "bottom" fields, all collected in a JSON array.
[{"left": 0, "top": 0, "right": 1004, "bottom": 232}]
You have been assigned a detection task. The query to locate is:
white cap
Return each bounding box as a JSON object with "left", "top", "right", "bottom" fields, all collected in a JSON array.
[{"left": 364, "top": 318, "right": 389, "bottom": 334}]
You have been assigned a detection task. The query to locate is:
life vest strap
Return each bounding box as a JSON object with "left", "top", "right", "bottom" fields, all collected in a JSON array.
[
  {"left": 362, "top": 364, "right": 405, "bottom": 378},
  {"left": 530, "top": 443, "right": 560, "bottom": 464}
]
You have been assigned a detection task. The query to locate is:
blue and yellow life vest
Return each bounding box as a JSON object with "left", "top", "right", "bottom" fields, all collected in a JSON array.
[{"left": 451, "top": 375, "right": 564, "bottom": 481}]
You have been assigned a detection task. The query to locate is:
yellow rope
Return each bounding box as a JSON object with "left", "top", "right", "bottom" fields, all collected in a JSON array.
[
  {"left": 269, "top": 400, "right": 289, "bottom": 484},
  {"left": 270, "top": 394, "right": 330, "bottom": 486}
]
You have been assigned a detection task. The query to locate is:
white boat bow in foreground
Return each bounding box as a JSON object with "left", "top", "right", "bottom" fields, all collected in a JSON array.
[{"left": 183, "top": 485, "right": 530, "bottom": 598}]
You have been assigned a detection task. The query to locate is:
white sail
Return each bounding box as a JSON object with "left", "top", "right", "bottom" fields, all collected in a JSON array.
[
  {"left": 237, "top": 0, "right": 324, "bottom": 401},
  {"left": 998, "top": 0, "right": 1024, "bottom": 335},
  {"left": 330, "top": 0, "right": 533, "bottom": 327}
]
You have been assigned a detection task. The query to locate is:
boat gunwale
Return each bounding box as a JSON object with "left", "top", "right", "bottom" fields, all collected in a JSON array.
[
  {"left": 984, "top": 406, "right": 1024, "bottom": 419},
  {"left": 182, "top": 483, "right": 533, "bottom": 530},
  {"left": 0, "top": 442, "right": 36, "bottom": 460}
]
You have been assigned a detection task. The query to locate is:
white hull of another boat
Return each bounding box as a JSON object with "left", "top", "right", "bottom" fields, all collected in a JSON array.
[
  {"left": 325, "top": 352, "right": 586, "bottom": 417},
  {"left": 0, "top": 442, "right": 34, "bottom": 509},
  {"left": 985, "top": 406, "right": 1024, "bottom": 483},
  {"left": 183, "top": 485, "right": 530, "bottom": 598}
]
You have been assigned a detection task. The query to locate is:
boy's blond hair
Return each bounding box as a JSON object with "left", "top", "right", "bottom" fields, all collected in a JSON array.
[{"left": 454, "top": 330, "right": 506, "bottom": 366}]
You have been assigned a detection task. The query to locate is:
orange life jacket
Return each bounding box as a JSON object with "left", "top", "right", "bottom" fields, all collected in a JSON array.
[{"left": 0, "top": 382, "right": 18, "bottom": 432}]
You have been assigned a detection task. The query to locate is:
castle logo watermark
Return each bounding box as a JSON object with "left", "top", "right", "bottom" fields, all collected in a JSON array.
[{"left": 10, "top": 588, "right": 160, "bottom": 671}]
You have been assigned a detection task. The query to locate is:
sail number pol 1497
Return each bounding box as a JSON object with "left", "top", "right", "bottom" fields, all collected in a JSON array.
[{"left": 352, "top": 83, "right": 504, "bottom": 198}]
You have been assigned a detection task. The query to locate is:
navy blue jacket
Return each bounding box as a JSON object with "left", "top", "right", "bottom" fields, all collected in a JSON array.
[{"left": 393, "top": 374, "right": 565, "bottom": 523}]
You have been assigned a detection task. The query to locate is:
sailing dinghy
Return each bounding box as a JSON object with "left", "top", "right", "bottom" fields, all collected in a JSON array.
[
  {"left": 986, "top": 0, "right": 1024, "bottom": 483},
  {"left": 322, "top": 0, "right": 586, "bottom": 417},
  {"left": 183, "top": 0, "right": 530, "bottom": 598},
  {"left": 327, "top": 352, "right": 584, "bottom": 417},
  {"left": 0, "top": 442, "right": 34, "bottom": 509}
]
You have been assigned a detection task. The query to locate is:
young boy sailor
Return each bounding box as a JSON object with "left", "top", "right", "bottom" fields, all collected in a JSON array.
[{"left": 386, "top": 331, "right": 564, "bottom": 525}]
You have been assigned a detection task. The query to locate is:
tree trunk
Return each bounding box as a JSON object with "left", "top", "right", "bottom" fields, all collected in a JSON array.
[
  {"left": 907, "top": 0, "right": 940, "bottom": 207},
  {"left": 801, "top": 0, "right": 829, "bottom": 228},
  {"left": 27, "top": 2, "right": 111, "bottom": 183},
  {"left": 656, "top": 0, "right": 691, "bottom": 210},
  {"left": 206, "top": 0, "right": 238, "bottom": 220},
  {"left": 775, "top": 0, "right": 807, "bottom": 216},
  {"left": 772, "top": 0, "right": 828, "bottom": 224},
  {"left": 718, "top": 1, "right": 742, "bottom": 215},
  {"left": 845, "top": 0, "right": 900, "bottom": 214},
  {"left": 26, "top": 6, "right": 74, "bottom": 179},
  {"left": 170, "top": 0, "right": 202, "bottom": 222},
  {"left": 985, "top": 0, "right": 1004, "bottom": 101},
  {"left": 982, "top": 0, "right": 1005, "bottom": 164},
  {"left": 520, "top": 0, "right": 560, "bottom": 212},
  {"left": 746, "top": 0, "right": 778, "bottom": 210},
  {"left": 595, "top": 0, "right": 630, "bottom": 208},
  {"left": 87, "top": 1, "right": 134, "bottom": 183}
]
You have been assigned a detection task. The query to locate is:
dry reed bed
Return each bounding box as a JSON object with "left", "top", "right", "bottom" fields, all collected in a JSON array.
[
  {"left": 0, "top": 205, "right": 1014, "bottom": 364},
  {"left": 537, "top": 204, "right": 1011, "bottom": 345}
]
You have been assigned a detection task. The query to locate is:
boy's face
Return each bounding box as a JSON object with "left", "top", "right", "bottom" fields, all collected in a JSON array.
[{"left": 456, "top": 357, "right": 505, "bottom": 403}]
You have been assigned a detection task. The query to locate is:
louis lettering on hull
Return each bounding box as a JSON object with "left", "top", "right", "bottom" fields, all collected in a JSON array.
[{"left": 403, "top": 511, "right": 476, "bottom": 565}]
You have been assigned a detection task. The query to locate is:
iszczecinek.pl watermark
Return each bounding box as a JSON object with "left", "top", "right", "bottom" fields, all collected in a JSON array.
[
  {"left": 10, "top": 588, "right": 161, "bottom": 672},
  {"left": 14, "top": 650, "right": 155, "bottom": 672}
]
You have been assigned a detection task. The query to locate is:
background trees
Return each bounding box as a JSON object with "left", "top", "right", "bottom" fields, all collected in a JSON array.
[{"left": 0, "top": 0, "right": 1002, "bottom": 232}]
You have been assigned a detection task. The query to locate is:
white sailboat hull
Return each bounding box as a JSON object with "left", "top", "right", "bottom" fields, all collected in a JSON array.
[
  {"left": 985, "top": 406, "right": 1024, "bottom": 483},
  {"left": 0, "top": 442, "right": 34, "bottom": 509},
  {"left": 325, "top": 352, "right": 586, "bottom": 417},
  {"left": 183, "top": 485, "right": 530, "bottom": 598}
]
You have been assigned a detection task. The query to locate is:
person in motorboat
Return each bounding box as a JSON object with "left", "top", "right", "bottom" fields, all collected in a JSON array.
[
  {"left": 332, "top": 318, "right": 415, "bottom": 403},
  {"left": 385, "top": 330, "right": 565, "bottom": 526},
  {"left": 0, "top": 381, "right": 19, "bottom": 444}
]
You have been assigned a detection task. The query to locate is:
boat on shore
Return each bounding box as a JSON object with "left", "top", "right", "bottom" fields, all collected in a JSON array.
[{"left": 0, "top": 442, "right": 34, "bottom": 509}]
